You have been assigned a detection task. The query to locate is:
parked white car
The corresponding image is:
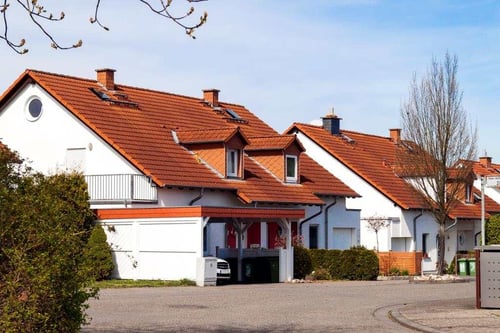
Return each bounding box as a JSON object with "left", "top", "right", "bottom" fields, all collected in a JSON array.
[{"left": 216, "top": 258, "right": 231, "bottom": 282}]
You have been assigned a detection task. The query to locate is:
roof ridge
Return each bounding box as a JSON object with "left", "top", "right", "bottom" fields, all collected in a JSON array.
[
  {"left": 250, "top": 134, "right": 295, "bottom": 139},
  {"left": 27, "top": 69, "right": 246, "bottom": 108},
  {"left": 341, "top": 129, "right": 391, "bottom": 140},
  {"left": 28, "top": 69, "right": 95, "bottom": 84},
  {"left": 176, "top": 126, "right": 237, "bottom": 133}
]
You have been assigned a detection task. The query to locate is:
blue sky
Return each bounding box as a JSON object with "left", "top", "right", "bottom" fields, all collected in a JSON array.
[{"left": 2, "top": 0, "right": 499, "bottom": 160}]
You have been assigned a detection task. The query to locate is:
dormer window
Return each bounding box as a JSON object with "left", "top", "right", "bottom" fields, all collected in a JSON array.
[
  {"left": 227, "top": 149, "right": 240, "bottom": 178},
  {"left": 465, "top": 184, "right": 472, "bottom": 203},
  {"left": 286, "top": 155, "right": 298, "bottom": 183}
]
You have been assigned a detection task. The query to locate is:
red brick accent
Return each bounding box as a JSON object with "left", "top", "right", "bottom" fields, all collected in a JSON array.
[
  {"left": 95, "top": 68, "right": 115, "bottom": 90},
  {"left": 203, "top": 89, "right": 219, "bottom": 107}
]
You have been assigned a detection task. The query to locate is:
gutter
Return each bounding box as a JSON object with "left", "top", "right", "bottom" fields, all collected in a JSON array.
[
  {"left": 324, "top": 197, "right": 337, "bottom": 249},
  {"left": 189, "top": 188, "right": 204, "bottom": 206},
  {"left": 445, "top": 218, "right": 458, "bottom": 232},
  {"left": 298, "top": 205, "right": 324, "bottom": 237}
]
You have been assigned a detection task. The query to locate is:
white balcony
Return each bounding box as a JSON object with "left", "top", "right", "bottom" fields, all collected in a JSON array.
[{"left": 85, "top": 174, "right": 157, "bottom": 204}]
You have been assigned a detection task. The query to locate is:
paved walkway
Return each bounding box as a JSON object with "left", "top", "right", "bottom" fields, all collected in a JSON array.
[{"left": 391, "top": 297, "right": 500, "bottom": 333}]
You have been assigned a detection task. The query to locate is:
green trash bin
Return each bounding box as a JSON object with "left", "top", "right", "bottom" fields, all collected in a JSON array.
[
  {"left": 467, "top": 258, "right": 476, "bottom": 276},
  {"left": 458, "top": 258, "right": 468, "bottom": 276}
]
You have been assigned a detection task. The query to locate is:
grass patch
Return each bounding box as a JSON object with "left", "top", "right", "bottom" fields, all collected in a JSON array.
[{"left": 94, "top": 278, "right": 196, "bottom": 288}]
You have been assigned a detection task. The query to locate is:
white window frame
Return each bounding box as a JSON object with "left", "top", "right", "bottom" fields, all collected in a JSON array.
[
  {"left": 227, "top": 149, "right": 239, "bottom": 177},
  {"left": 285, "top": 155, "right": 298, "bottom": 183}
]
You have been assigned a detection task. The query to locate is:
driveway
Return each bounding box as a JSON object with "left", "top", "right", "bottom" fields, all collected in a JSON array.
[{"left": 82, "top": 280, "right": 474, "bottom": 332}]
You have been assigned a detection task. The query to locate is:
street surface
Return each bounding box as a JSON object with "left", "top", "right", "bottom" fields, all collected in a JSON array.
[{"left": 82, "top": 280, "right": 475, "bottom": 332}]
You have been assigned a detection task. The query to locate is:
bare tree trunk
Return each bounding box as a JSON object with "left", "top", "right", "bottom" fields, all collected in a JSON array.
[{"left": 436, "top": 222, "right": 446, "bottom": 274}]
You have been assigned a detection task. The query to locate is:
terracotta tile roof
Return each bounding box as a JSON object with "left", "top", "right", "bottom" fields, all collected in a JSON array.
[
  {"left": 289, "top": 122, "right": 500, "bottom": 219},
  {"left": 288, "top": 123, "right": 429, "bottom": 209},
  {"left": 448, "top": 188, "right": 500, "bottom": 219},
  {"left": 0, "top": 69, "right": 357, "bottom": 205},
  {"left": 246, "top": 135, "right": 304, "bottom": 152},
  {"left": 176, "top": 127, "right": 248, "bottom": 145},
  {"left": 468, "top": 159, "right": 500, "bottom": 178},
  {"left": 299, "top": 154, "right": 359, "bottom": 198}
]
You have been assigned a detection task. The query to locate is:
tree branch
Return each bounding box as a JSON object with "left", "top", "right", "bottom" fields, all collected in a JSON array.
[{"left": 1, "top": 0, "right": 208, "bottom": 54}]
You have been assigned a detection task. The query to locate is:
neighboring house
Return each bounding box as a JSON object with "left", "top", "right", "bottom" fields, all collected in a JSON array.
[
  {"left": 0, "top": 69, "right": 359, "bottom": 283},
  {"left": 287, "top": 113, "right": 500, "bottom": 272},
  {"left": 468, "top": 156, "right": 500, "bottom": 205}
]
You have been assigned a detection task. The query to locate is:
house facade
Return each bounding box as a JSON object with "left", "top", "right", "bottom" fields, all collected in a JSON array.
[
  {"left": 0, "top": 69, "right": 359, "bottom": 283},
  {"left": 288, "top": 113, "right": 500, "bottom": 273}
]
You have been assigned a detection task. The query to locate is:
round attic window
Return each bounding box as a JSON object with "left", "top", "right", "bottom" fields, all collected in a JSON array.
[{"left": 26, "top": 97, "right": 43, "bottom": 121}]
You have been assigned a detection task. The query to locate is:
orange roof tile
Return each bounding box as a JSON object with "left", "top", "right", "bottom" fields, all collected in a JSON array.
[
  {"left": 176, "top": 127, "right": 248, "bottom": 145},
  {"left": 448, "top": 188, "right": 500, "bottom": 219},
  {"left": 0, "top": 69, "right": 358, "bottom": 206},
  {"left": 246, "top": 135, "right": 304, "bottom": 152},
  {"left": 468, "top": 159, "right": 500, "bottom": 178}
]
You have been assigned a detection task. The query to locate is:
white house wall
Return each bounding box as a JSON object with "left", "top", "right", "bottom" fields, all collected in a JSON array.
[
  {"left": 100, "top": 217, "right": 203, "bottom": 280},
  {"left": 473, "top": 179, "right": 500, "bottom": 205},
  {"left": 0, "top": 83, "right": 139, "bottom": 176}
]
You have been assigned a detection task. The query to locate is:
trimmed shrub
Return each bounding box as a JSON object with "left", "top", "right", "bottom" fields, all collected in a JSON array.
[
  {"left": 84, "top": 225, "right": 114, "bottom": 281},
  {"left": 339, "top": 246, "right": 379, "bottom": 280},
  {"left": 293, "top": 246, "right": 313, "bottom": 279}
]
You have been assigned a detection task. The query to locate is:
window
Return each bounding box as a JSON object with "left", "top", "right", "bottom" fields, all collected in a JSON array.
[
  {"left": 227, "top": 149, "right": 240, "bottom": 177},
  {"left": 25, "top": 97, "right": 43, "bottom": 121},
  {"left": 422, "top": 233, "right": 429, "bottom": 258},
  {"left": 309, "top": 225, "right": 318, "bottom": 249},
  {"left": 465, "top": 184, "right": 472, "bottom": 203},
  {"left": 286, "top": 155, "right": 297, "bottom": 182}
]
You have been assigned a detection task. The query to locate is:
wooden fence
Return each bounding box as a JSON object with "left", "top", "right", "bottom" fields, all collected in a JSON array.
[{"left": 377, "top": 251, "right": 423, "bottom": 275}]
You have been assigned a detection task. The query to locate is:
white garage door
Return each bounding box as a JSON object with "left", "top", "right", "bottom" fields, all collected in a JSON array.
[{"left": 332, "top": 228, "right": 354, "bottom": 250}]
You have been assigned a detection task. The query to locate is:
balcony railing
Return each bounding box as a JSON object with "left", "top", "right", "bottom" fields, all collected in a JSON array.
[{"left": 85, "top": 174, "right": 157, "bottom": 203}]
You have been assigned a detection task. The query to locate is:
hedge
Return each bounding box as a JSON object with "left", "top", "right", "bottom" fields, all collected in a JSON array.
[{"left": 294, "top": 246, "right": 379, "bottom": 281}]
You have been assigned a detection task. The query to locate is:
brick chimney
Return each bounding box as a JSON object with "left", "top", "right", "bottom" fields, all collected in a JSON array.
[
  {"left": 389, "top": 128, "right": 401, "bottom": 144},
  {"left": 203, "top": 89, "right": 220, "bottom": 107},
  {"left": 96, "top": 68, "right": 116, "bottom": 91},
  {"left": 322, "top": 108, "right": 341, "bottom": 135},
  {"left": 479, "top": 156, "right": 492, "bottom": 168}
]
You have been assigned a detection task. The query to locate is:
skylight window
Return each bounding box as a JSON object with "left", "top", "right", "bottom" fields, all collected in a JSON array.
[
  {"left": 90, "top": 88, "right": 111, "bottom": 101},
  {"left": 226, "top": 109, "right": 241, "bottom": 119}
]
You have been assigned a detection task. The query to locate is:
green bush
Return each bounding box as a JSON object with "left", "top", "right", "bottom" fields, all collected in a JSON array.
[
  {"left": 339, "top": 246, "right": 379, "bottom": 280},
  {"left": 389, "top": 267, "right": 401, "bottom": 276},
  {"left": 486, "top": 214, "right": 500, "bottom": 245},
  {"left": 84, "top": 225, "right": 114, "bottom": 281},
  {"left": 0, "top": 149, "right": 97, "bottom": 333},
  {"left": 293, "top": 246, "right": 313, "bottom": 279}
]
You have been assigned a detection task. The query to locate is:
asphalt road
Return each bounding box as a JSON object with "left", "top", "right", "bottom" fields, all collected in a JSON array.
[{"left": 81, "top": 280, "right": 474, "bottom": 333}]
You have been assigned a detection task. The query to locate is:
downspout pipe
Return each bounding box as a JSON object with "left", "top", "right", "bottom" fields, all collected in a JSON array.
[
  {"left": 413, "top": 210, "right": 423, "bottom": 252},
  {"left": 324, "top": 197, "right": 337, "bottom": 249},
  {"left": 189, "top": 188, "right": 204, "bottom": 206},
  {"left": 445, "top": 218, "right": 458, "bottom": 232},
  {"left": 299, "top": 205, "right": 324, "bottom": 237}
]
